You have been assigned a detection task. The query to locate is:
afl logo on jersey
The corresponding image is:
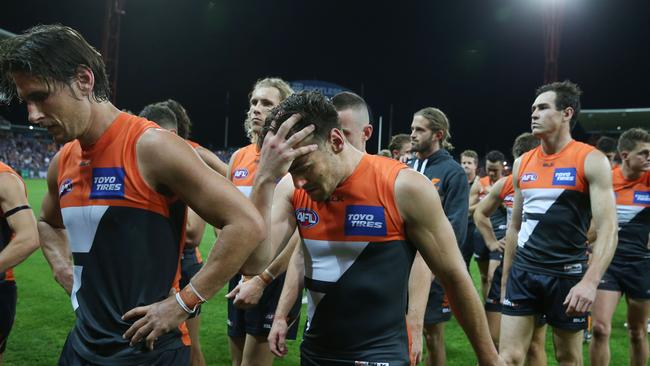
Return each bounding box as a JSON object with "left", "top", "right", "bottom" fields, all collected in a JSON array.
[
  {"left": 59, "top": 178, "right": 73, "bottom": 198},
  {"left": 295, "top": 208, "right": 319, "bottom": 228},
  {"left": 521, "top": 173, "right": 537, "bottom": 182},
  {"left": 552, "top": 168, "right": 577, "bottom": 186},
  {"left": 233, "top": 169, "right": 249, "bottom": 179},
  {"left": 634, "top": 191, "right": 650, "bottom": 205}
]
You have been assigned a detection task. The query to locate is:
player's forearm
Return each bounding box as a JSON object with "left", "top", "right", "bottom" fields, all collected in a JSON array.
[
  {"left": 501, "top": 227, "right": 518, "bottom": 289},
  {"left": 275, "top": 247, "right": 304, "bottom": 320},
  {"left": 245, "top": 178, "right": 278, "bottom": 271},
  {"left": 406, "top": 253, "right": 431, "bottom": 334},
  {"left": 441, "top": 268, "right": 499, "bottom": 363},
  {"left": 582, "top": 221, "right": 617, "bottom": 285},
  {"left": 474, "top": 210, "right": 498, "bottom": 246},
  {"left": 0, "top": 232, "right": 39, "bottom": 273},
  {"left": 266, "top": 230, "right": 299, "bottom": 279},
  {"left": 38, "top": 220, "right": 71, "bottom": 274}
]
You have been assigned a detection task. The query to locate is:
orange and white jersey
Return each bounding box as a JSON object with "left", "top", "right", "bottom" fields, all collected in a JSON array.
[
  {"left": 229, "top": 144, "right": 258, "bottom": 197},
  {"left": 292, "top": 154, "right": 414, "bottom": 364},
  {"left": 498, "top": 175, "right": 515, "bottom": 226},
  {"left": 0, "top": 162, "right": 26, "bottom": 283},
  {"left": 478, "top": 176, "right": 492, "bottom": 201},
  {"left": 611, "top": 166, "right": 650, "bottom": 261},
  {"left": 57, "top": 113, "right": 189, "bottom": 363},
  {"left": 514, "top": 140, "right": 595, "bottom": 277}
]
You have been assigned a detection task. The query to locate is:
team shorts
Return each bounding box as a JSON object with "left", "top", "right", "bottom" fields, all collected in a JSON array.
[
  {"left": 227, "top": 272, "right": 301, "bottom": 339},
  {"left": 300, "top": 344, "right": 409, "bottom": 366},
  {"left": 502, "top": 266, "right": 586, "bottom": 331},
  {"left": 485, "top": 262, "right": 503, "bottom": 312},
  {"left": 58, "top": 334, "right": 190, "bottom": 366},
  {"left": 472, "top": 228, "right": 505, "bottom": 262},
  {"left": 179, "top": 247, "right": 203, "bottom": 289},
  {"left": 424, "top": 279, "right": 451, "bottom": 325},
  {"left": 598, "top": 258, "right": 650, "bottom": 299},
  {"left": 0, "top": 281, "right": 17, "bottom": 353}
]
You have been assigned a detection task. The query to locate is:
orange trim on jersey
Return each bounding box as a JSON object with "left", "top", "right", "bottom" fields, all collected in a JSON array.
[
  {"left": 478, "top": 176, "right": 492, "bottom": 199},
  {"left": 186, "top": 140, "right": 200, "bottom": 149},
  {"left": 612, "top": 167, "right": 650, "bottom": 207},
  {"left": 57, "top": 113, "right": 173, "bottom": 218},
  {"left": 517, "top": 140, "right": 594, "bottom": 192},
  {"left": 292, "top": 155, "right": 407, "bottom": 242},
  {"left": 0, "top": 162, "right": 27, "bottom": 282},
  {"left": 230, "top": 144, "right": 259, "bottom": 186},
  {"left": 498, "top": 175, "right": 515, "bottom": 208}
]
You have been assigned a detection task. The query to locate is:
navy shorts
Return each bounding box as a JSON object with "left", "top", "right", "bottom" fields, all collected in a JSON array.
[
  {"left": 598, "top": 258, "right": 650, "bottom": 299},
  {"left": 485, "top": 262, "right": 503, "bottom": 312},
  {"left": 227, "top": 272, "right": 301, "bottom": 339},
  {"left": 472, "top": 228, "right": 505, "bottom": 262},
  {"left": 424, "top": 279, "right": 451, "bottom": 325},
  {"left": 179, "top": 248, "right": 203, "bottom": 289},
  {"left": 0, "top": 281, "right": 17, "bottom": 353},
  {"left": 502, "top": 266, "right": 587, "bottom": 331},
  {"left": 58, "top": 334, "right": 190, "bottom": 365}
]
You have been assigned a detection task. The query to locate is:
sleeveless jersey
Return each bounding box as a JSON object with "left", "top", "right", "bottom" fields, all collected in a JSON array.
[
  {"left": 0, "top": 162, "right": 26, "bottom": 283},
  {"left": 293, "top": 154, "right": 415, "bottom": 365},
  {"left": 57, "top": 113, "right": 190, "bottom": 363},
  {"left": 498, "top": 175, "right": 515, "bottom": 226},
  {"left": 186, "top": 139, "right": 204, "bottom": 263},
  {"left": 230, "top": 144, "right": 258, "bottom": 198},
  {"left": 611, "top": 166, "right": 650, "bottom": 261},
  {"left": 514, "top": 140, "right": 595, "bottom": 277},
  {"left": 479, "top": 176, "right": 508, "bottom": 237}
]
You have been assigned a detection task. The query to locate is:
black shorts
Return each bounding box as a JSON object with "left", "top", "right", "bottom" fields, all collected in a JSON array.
[
  {"left": 473, "top": 228, "right": 505, "bottom": 262},
  {"left": 424, "top": 279, "right": 451, "bottom": 325},
  {"left": 502, "top": 266, "right": 586, "bottom": 331},
  {"left": 227, "top": 273, "right": 301, "bottom": 339},
  {"left": 0, "top": 281, "right": 17, "bottom": 353},
  {"left": 300, "top": 346, "right": 409, "bottom": 366},
  {"left": 179, "top": 248, "right": 203, "bottom": 289},
  {"left": 58, "top": 334, "right": 190, "bottom": 366},
  {"left": 598, "top": 258, "right": 650, "bottom": 299},
  {"left": 485, "top": 262, "right": 503, "bottom": 312}
]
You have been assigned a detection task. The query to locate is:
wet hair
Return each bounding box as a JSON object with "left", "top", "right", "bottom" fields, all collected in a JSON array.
[
  {"left": 388, "top": 133, "right": 410, "bottom": 152},
  {"left": 511, "top": 132, "right": 540, "bottom": 158},
  {"left": 139, "top": 103, "right": 177, "bottom": 131},
  {"left": 596, "top": 136, "right": 617, "bottom": 154},
  {"left": 0, "top": 24, "right": 110, "bottom": 104},
  {"left": 160, "top": 99, "right": 191, "bottom": 139},
  {"left": 535, "top": 80, "right": 582, "bottom": 125},
  {"left": 260, "top": 90, "right": 339, "bottom": 149},
  {"left": 460, "top": 150, "right": 479, "bottom": 165},
  {"left": 413, "top": 107, "right": 453, "bottom": 151},
  {"left": 485, "top": 150, "right": 506, "bottom": 163},
  {"left": 245, "top": 77, "right": 293, "bottom": 141},
  {"left": 618, "top": 128, "right": 650, "bottom": 153}
]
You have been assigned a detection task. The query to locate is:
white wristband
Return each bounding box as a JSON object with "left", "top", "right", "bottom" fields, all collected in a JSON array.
[
  {"left": 188, "top": 280, "right": 208, "bottom": 303},
  {"left": 175, "top": 292, "right": 195, "bottom": 314}
]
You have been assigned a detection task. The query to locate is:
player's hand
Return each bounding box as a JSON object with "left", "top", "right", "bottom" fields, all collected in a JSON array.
[
  {"left": 54, "top": 266, "right": 73, "bottom": 295},
  {"left": 487, "top": 239, "right": 505, "bottom": 253},
  {"left": 408, "top": 325, "right": 423, "bottom": 364},
  {"left": 256, "top": 114, "right": 317, "bottom": 183},
  {"left": 268, "top": 316, "right": 289, "bottom": 357},
  {"left": 563, "top": 279, "right": 597, "bottom": 316},
  {"left": 122, "top": 295, "right": 189, "bottom": 350},
  {"left": 226, "top": 276, "right": 266, "bottom": 309}
]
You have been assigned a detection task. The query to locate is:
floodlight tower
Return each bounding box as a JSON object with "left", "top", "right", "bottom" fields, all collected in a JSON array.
[
  {"left": 542, "top": 0, "right": 564, "bottom": 83},
  {"left": 102, "top": 0, "right": 126, "bottom": 102}
]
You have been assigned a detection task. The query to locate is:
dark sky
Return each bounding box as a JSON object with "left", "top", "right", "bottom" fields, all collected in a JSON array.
[{"left": 2, "top": 0, "right": 649, "bottom": 159}]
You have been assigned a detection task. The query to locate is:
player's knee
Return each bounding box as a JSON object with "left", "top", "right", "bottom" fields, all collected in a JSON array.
[
  {"left": 628, "top": 324, "right": 648, "bottom": 343},
  {"left": 527, "top": 339, "right": 545, "bottom": 360},
  {"left": 500, "top": 348, "right": 526, "bottom": 366},
  {"left": 554, "top": 345, "right": 581, "bottom": 365},
  {"left": 591, "top": 321, "right": 611, "bottom": 340}
]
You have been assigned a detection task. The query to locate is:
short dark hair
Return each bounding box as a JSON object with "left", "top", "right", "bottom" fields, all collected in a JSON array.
[
  {"left": 0, "top": 24, "right": 110, "bottom": 104},
  {"left": 161, "top": 99, "right": 191, "bottom": 139},
  {"left": 388, "top": 133, "right": 410, "bottom": 152},
  {"left": 261, "top": 91, "right": 339, "bottom": 149},
  {"left": 618, "top": 128, "right": 650, "bottom": 153},
  {"left": 460, "top": 150, "right": 479, "bottom": 165},
  {"left": 511, "top": 132, "right": 540, "bottom": 158},
  {"left": 332, "top": 91, "right": 366, "bottom": 111},
  {"left": 535, "top": 80, "right": 582, "bottom": 124},
  {"left": 596, "top": 136, "right": 617, "bottom": 154},
  {"left": 139, "top": 103, "right": 177, "bottom": 130},
  {"left": 485, "top": 150, "right": 505, "bottom": 163}
]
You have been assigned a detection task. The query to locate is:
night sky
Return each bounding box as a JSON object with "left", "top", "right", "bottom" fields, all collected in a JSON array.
[{"left": 1, "top": 0, "right": 649, "bottom": 159}]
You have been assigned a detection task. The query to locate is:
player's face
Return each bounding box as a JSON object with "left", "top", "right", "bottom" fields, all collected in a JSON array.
[
  {"left": 461, "top": 156, "right": 477, "bottom": 176},
  {"left": 485, "top": 160, "right": 504, "bottom": 183},
  {"left": 14, "top": 72, "right": 91, "bottom": 144},
  {"left": 410, "top": 116, "right": 437, "bottom": 153},
  {"left": 624, "top": 142, "right": 650, "bottom": 172},
  {"left": 338, "top": 109, "right": 365, "bottom": 151},
  {"left": 289, "top": 145, "right": 338, "bottom": 202},
  {"left": 248, "top": 86, "right": 282, "bottom": 136},
  {"left": 393, "top": 142, "right": 411, "bottom": 161},
  {"left": 531, "top": 91, "right": 565, "bottom": 137}
]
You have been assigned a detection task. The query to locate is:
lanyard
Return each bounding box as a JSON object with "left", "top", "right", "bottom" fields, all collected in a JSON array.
[{"left": 412, "top": 159, "right": 428, "bottom": 175}]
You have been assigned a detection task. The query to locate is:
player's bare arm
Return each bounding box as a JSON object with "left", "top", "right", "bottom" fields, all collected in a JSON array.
[
  {"left": 474, "top": 178, "right": 507, "bottom": 252},
  {"left": 39, "top": 152, "right": 74, "bottom": 294},
  {"left": 406, "top": 253, "right": 432, "bottom": 364},
  {"left": 395, "top": 168, "right": 502, "bottom": 365},
  {"left": 0, "top": 172, "right": 39, "bottom": 273},
  {"left": 501, "top": 158, "right": 523, "bottom": 301},
  {"left": 122, "top": 128, "right": 265, "bottom": 349},
  {"left": 468, "top": 177, "right": 482, "bottom": 215},
  {"left": 564, "top": 150, "right": 617, "bottom": 316},
  {"left": 195, "top": 146, "right": 228, "bottom": 177}
]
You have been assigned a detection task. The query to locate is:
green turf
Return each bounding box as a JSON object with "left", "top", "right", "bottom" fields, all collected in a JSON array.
[{"left": 3, "top": 179, "right": 639, "bottom": 364}]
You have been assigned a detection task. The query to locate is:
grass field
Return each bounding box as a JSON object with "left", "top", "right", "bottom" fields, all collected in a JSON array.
[{"left": 3, "top": 179, "right": 639, "bottom": 365}]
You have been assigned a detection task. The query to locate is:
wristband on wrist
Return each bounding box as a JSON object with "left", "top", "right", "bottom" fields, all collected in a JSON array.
[
  {"left": 188, "top": 280, "right": 208, "bottom": 303},
  {"left": 175, "top": 292, "right": 195, "bottom": 315},
  {"left": 179, "top": 285, "right": 205, "bottom": 313},
  {"left": 258, "top": 269, "right": 274, "bottom": 285}
]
